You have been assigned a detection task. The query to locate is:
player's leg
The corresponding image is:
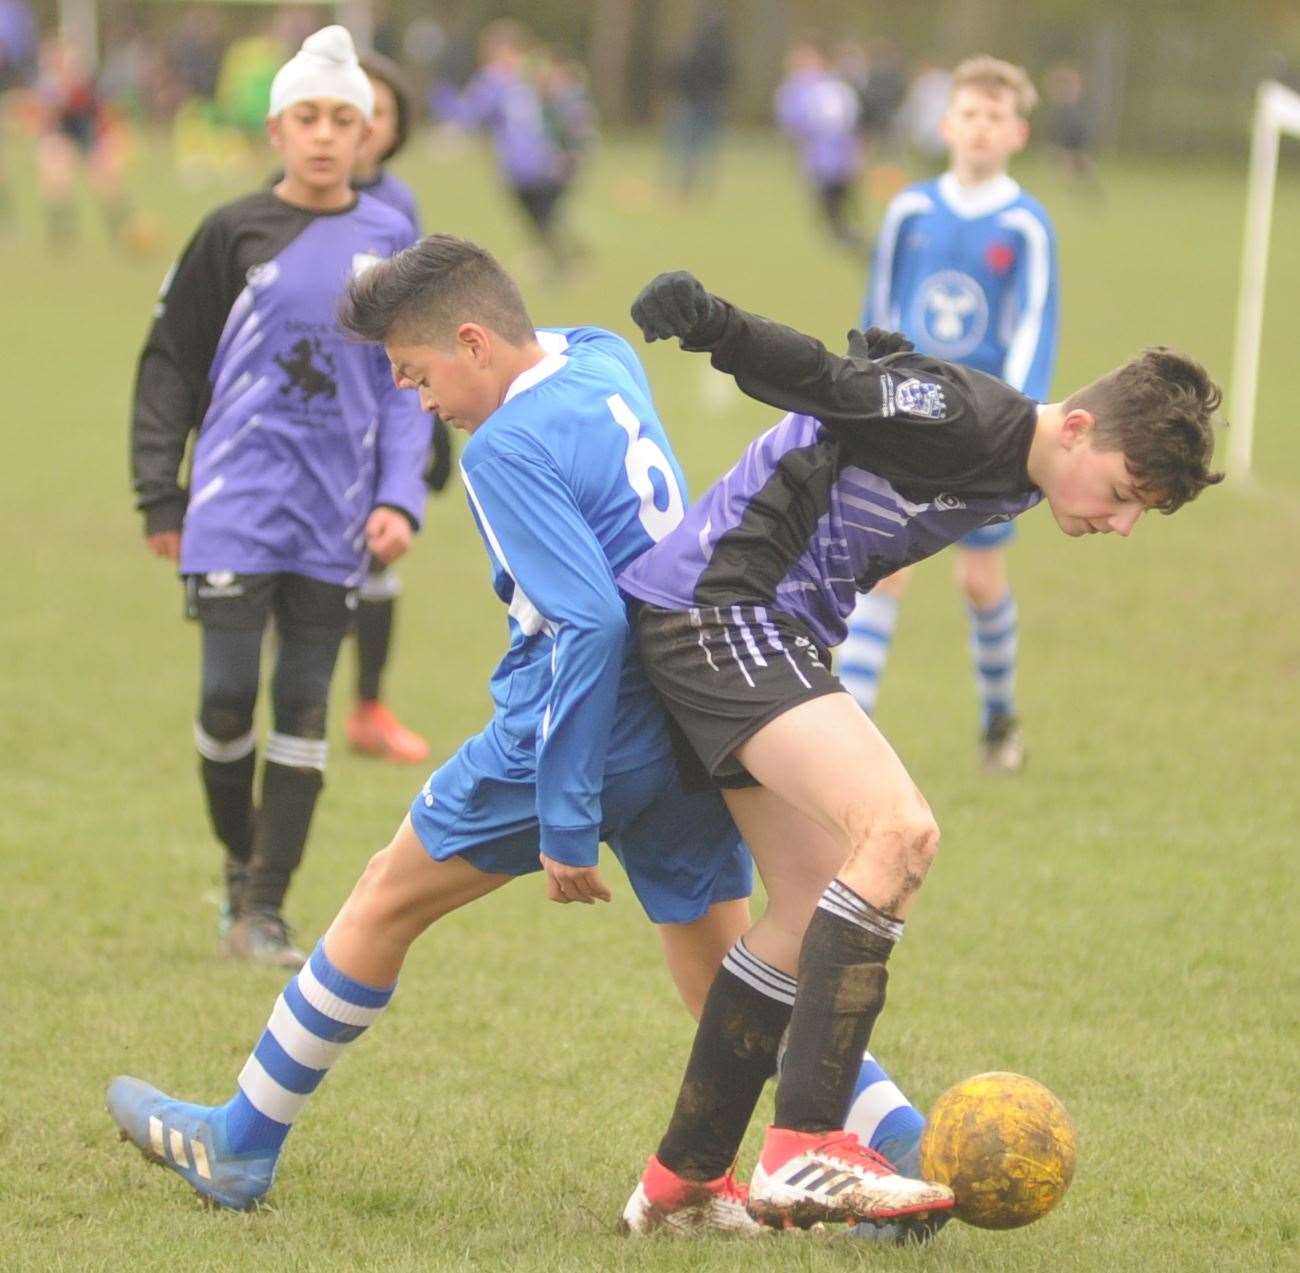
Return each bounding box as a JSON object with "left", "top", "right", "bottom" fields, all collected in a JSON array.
[
  {"left": 196, "top": 624, "right": 261, "bottom": 932},
  {"left": 107, "top": 813, "right": 512, "bottom": 1209},
  {"left": 35, "top": 130, "right": 78, "bottom": 246},
  {"left": 731, "top": 694, "right": 952, "bottom": 1224},
  {"left": 839, "top": 569, "right": 910, "bottom": 717},
  {"left": 955, "top": 527, "right": 1024, "bottom": 771},
  {"left": 190, "top": 574, "right": 275, "bottom": 935},
  {"left": 346, "top": 562, "right": 429, "bottom": 765},
  {"left": 231, "top": 577, "right": 350, "bottom": 966}
]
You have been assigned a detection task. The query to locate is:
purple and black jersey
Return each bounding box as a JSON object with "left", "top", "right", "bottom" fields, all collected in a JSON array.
[
  {"left": 131, "top": 190, "right": 430, "bottom": 587},
  {"left": 618, "top": 304, "right": 1042, "bottom": 649}
]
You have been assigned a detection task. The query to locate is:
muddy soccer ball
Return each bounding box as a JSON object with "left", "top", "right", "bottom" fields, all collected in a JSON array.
[{"left": 919, "top": 1071, "right": 1077, "bottom": 1229}]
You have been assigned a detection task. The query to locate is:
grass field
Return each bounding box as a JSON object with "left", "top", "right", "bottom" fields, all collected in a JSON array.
[{"left": 1, "top": 131, "right": 1297, "bottom": 1272}]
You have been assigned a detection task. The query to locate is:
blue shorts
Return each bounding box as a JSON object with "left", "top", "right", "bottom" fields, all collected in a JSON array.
[
  {"left": 959, "top": 521, "right": 1017, "bottom": 550},
  {"left": 409, "top": 723, "right": 752, "bottom": 925}
]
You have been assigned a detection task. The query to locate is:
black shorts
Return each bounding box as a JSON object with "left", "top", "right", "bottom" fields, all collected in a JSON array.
[
  {"left": 184, "top": 571, "right": 357, "bottom": 643},
  {"left": 635, "top": 603, "right": 845, "bottom": 787}
]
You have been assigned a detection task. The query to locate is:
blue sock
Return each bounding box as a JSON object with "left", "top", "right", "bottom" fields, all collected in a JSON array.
[
  {"left": 844, "top": 1051, "right": 926, "bottom": 1176},
  {"left": 222, "top": 942, "right": 395, "bottom": 1155},
  {"left": 969, "top": 591, "right": 1019, "bottom": 729},
  {"left": 839, "top": 591, "right": 900, "bottom": 716}
]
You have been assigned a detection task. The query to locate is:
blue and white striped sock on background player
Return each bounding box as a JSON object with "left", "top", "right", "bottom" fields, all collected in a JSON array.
[
  {"left": 845, "top": 1051, "right": 927, "bottom": 1175},
  {"left": 223, "top": 941, "right": 394, "bottom": 1154},
  {"left": 839, "top": 591, "right": 900, "bottom": 716},
  {"left": 968, "top": 592, "right": 1019, "bottom": 728}
]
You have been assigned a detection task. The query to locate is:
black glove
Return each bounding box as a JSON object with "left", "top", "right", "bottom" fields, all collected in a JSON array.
[
  {"left": 848, "top": 326, "right": 915, "bottom": 360},
  {"left": 423, "top": 415, "right": 454, "bottom": 493},
  {"left": 630, "top": 271, "right": 727, "bottom": 346}
]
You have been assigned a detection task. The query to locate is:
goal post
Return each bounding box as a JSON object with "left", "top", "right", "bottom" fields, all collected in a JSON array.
[{"left": 1229, "top": 80, "right": 1300, "bottom": 478}]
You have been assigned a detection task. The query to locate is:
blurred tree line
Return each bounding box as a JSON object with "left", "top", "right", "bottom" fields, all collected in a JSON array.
[{"left": 47, "top": 0, "right": 1300, "bottom": 154}]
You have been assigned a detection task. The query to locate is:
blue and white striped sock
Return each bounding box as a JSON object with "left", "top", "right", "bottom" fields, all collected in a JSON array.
[
  {"left": 845, "top": 1051, "right": 926, "bottom": 1175},
  {"left": 969, "top": 592, "right": 1019, "bottom": 729},
  {"left": 222, "top": 942, "right": 395, "bottom": 1154},
  {"left": 839, "top": 591, "right": 900, "bottom": 717}
]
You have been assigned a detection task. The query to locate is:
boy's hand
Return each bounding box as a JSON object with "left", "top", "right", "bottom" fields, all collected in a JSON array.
[
  {"left": 145, "top": 530, "right": 181, "bottom": 561},
  {"left": 539, "top": 853, "right": 612, "bottom": 905},
  {"left": 631, "top": 271, "right": 726, "bottom": 345},
  {"left": 366, "top": 507, "right": 413, "bottom": 564}
]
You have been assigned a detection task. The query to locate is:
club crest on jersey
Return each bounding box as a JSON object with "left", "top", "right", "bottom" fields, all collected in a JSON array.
[
  {"left": 911, "top": 269, "right": 988, "bottom": 358},
  {"left": 894, "top": 377, "right": 947, "bottom": 420}
]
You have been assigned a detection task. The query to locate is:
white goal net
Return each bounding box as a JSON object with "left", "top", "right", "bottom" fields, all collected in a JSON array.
[{"left": 1230, "top": 80, "right": 1300, "bottom": 477}]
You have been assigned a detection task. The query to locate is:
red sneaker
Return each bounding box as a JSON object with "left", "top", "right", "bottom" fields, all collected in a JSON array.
[
  {"left": 346, "top": 700, "right": 430, "bottom": 764},
  {"left": 748, "top": 1126, "right": 953, "bottom": 1229},
  {"left": 621, "top": 1155, "right": 764, "bottom": 1236}
]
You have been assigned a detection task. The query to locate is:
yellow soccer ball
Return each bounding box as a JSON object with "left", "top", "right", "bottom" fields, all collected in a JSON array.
[{"left": 919, "top": 1071, "right": 1077, "bottom": 1229}]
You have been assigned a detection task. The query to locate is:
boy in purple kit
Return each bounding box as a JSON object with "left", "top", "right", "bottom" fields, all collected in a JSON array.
[
  {"left": 617, "top": 270, "right": 1222, "bottom": 1232},
  {"left": 130, "top": 26, "right": 430, "bottom": 969},
  {"left": 432, "top": 20, "right": 581, "bottom": 276},
  {"left": 774, "top": 38, "right": 866, "bottom": 255}
]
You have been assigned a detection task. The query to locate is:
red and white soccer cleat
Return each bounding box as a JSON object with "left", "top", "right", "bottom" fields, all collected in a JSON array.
[
  {"left": 621, "top": 1155, "right": 765, "bottom": 1236},
  {"left": 747, "top": 1126, "right": 954, "bottom": 1229},
  {"left": 346, "top": 700, "right": 430, "bottom": 764}
]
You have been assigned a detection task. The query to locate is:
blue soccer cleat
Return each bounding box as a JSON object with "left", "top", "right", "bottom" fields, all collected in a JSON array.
[{"left": 106, "top": 1076, "right": 278, "bottom": 1210}]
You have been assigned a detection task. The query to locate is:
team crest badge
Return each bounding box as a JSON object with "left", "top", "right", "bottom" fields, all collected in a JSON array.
[{"left": 894, "top": 377, "right": 947, "bottom": 420}]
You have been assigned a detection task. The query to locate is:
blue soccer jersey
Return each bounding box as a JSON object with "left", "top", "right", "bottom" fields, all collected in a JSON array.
[
  {"left": 455, "top": 326, "right": 690, "bottom": 866},
  {"left": 864, "top": 172, "right": 1058, "bottom": 401}
]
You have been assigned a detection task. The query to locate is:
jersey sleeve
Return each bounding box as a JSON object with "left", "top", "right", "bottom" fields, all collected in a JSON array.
[
  {"left": 688, "top": 301, "right": 907, "bottom": 429},
  {"left": 130, "top": 214, "right": 237, "bottom": 534},
  {"left": 460, "top": 448, "right": 630, "bottom": 867},
  {"left": 861, "top": 192, "right": 923, "bottom": 329},
  {"left": 998, "top": 205, "right": 1058, "bottom": 401},
  {"left": 371, "top": 350, "right": 432, "bottom": 527}
]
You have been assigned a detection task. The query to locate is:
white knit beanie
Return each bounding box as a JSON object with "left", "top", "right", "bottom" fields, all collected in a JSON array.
[{"left": 267, "top": 25, "right": 374, "bottom": 120}]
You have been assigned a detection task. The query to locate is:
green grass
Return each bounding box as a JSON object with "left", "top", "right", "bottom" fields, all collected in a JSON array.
[{"left": 1, "top": 132, "right": 1297, "bottom": 1271}]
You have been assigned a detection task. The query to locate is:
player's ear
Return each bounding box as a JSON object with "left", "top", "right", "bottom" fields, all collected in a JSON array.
[
  {"left": 456, "top": 322, "right": 491, "bottom": 363},
  {"left": 266, "top": 114, "right": 283, "bottom": 151},
  {"left": 1010, "top": 116, "right": 1030, "bottom": 153},
  {"left": 1060, "top": 408, "right": 1095, "bottom": 449}
]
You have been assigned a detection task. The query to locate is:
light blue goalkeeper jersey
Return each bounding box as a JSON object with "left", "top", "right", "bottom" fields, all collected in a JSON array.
[
  {"left": 863, "top": 172, "right": 1058, "bottom": 401},
  {"left": 457, "top": 326, "right": 688, "bottom": 867}
]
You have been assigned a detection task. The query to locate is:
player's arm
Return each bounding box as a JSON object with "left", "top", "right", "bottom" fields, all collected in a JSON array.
[
  {"left": 630, "top": 270, "right": 913, "bottom": 429},
  {"left": 1000, "top": 210, "right": 1058, "bottom": 401},
  {"left": 130, "top": 216, "right": 235, "bottom": 554},
  {"left": 367, "top": 349, "right": 432, "bottom": 563},
  {"left": 461, "top": 449, "right": 630, "bottom": 900}
]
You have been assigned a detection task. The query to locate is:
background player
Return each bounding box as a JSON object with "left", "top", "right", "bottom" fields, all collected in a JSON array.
[
  {"left": 130, "top": 26, "right": 430, "bottom": 969},
  {"left": 618, "top": 270, "right": 1222, "bottom": 1231},
  {"left": 774, "top": 36, "right": 867, "bottom": 255},
  {"left": 341, "top": 50, "right": 449, "bottom": 766},
  {"left": 840, "top": 57, "right": 1057, "bottom": 771}
]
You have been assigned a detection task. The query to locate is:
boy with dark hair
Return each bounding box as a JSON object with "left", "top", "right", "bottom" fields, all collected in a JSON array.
[
  {"left": 107, "top": 234, "right": 758, "bottom": 1221},
  {"left": 616, "top": 270, "right": 1221, "bottom": 1231},
  {"left": 843, "top": 56, "right": 1056, "bottom": 771},
  {"left": 130, "top": 26, "right": 430, "bottom": 968}
]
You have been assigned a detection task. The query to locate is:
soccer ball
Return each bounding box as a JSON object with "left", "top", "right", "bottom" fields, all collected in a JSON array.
[{"left": 919, "top": 1071, "right": 1077, "bottom": 1229}]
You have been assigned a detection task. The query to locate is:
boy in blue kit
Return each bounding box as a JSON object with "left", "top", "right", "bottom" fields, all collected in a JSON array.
[
  {"left": 130, "top": 26, "right": 430, "bottom": 969},
  {"left": 107, "top": 234, "right": 758, "bottom": 1220},
  {"left": 841, "top": 57, "right": 1056, "bottom": 771}
]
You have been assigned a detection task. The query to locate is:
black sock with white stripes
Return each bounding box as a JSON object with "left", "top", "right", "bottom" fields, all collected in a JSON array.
[
  {"left": 656, "top": 939, "right": 796, "bottom": 1181},
  {"left": 773, "top": 879, "right": 903, "bottom": 1135},
  {"left": 245, "top": 753, "right": 324, "bottom": 913}
]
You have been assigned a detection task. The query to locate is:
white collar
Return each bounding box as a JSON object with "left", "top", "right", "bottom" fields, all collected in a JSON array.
[
  {"left": 502, "top": 329, "right": 570, "bottom": 404},
  {"left": 937, "top": 171, "right": 1021, "bottom": 219}
]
